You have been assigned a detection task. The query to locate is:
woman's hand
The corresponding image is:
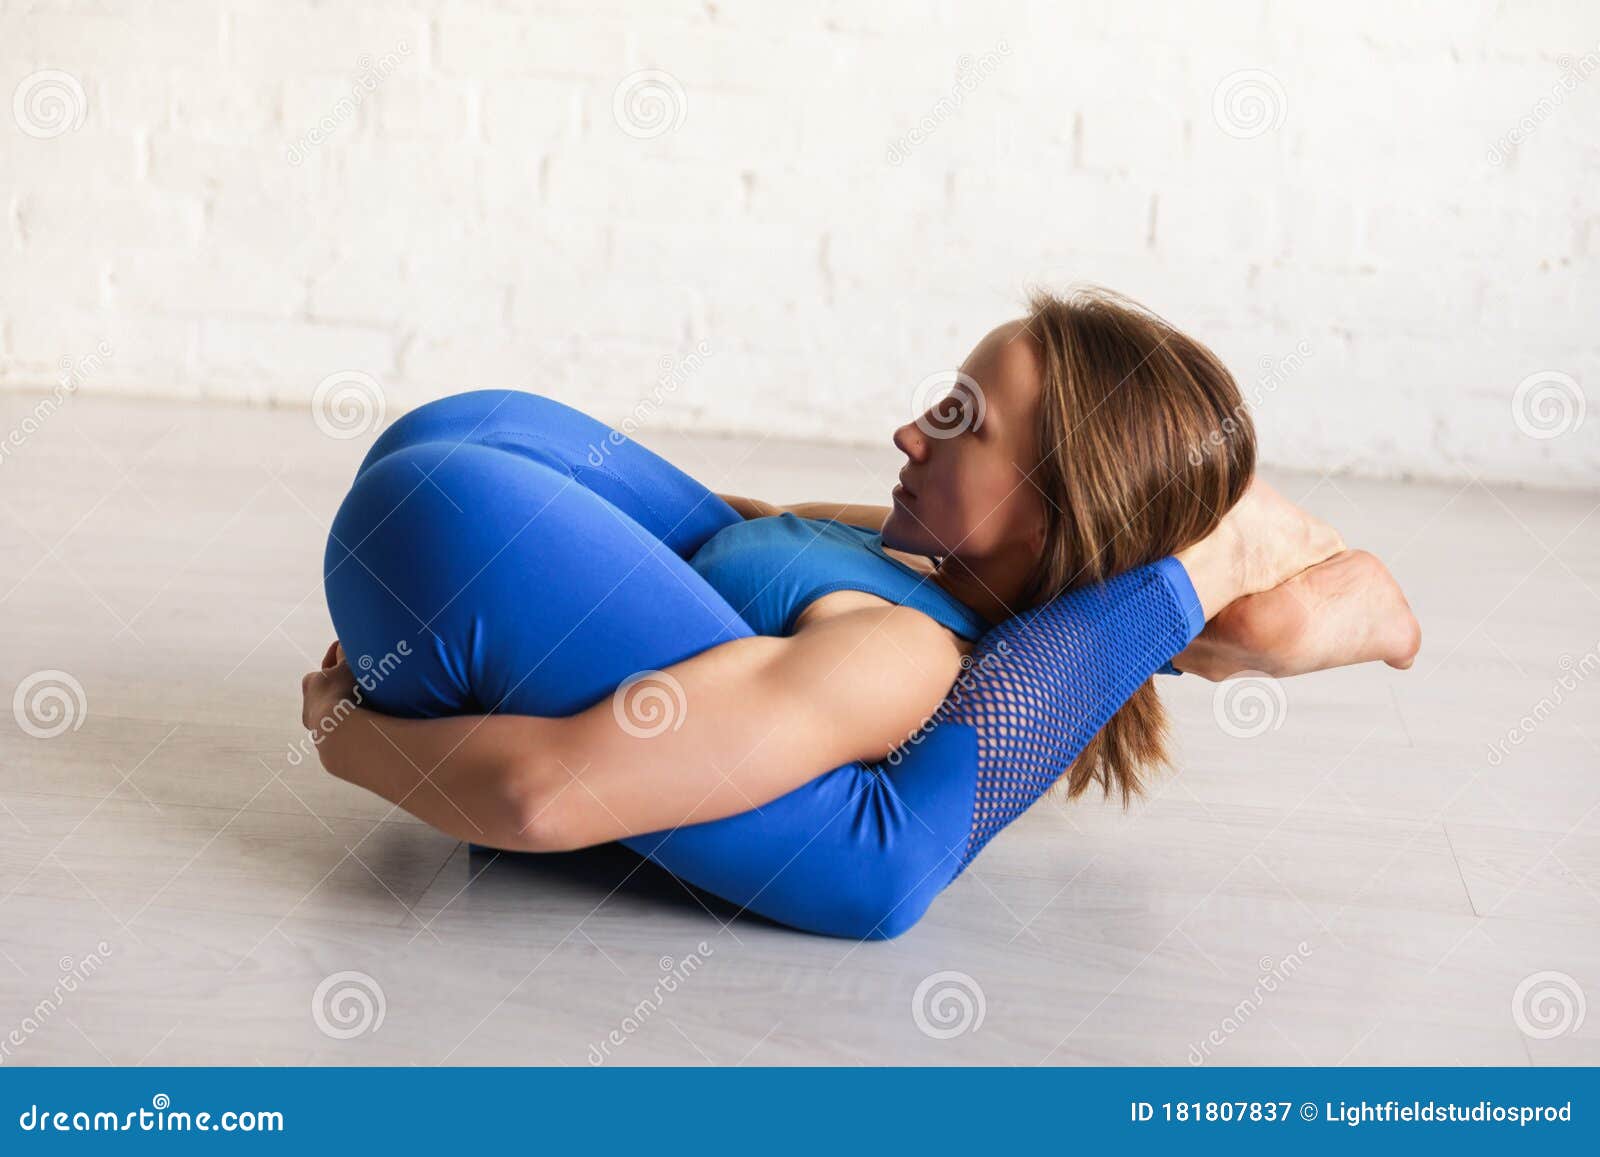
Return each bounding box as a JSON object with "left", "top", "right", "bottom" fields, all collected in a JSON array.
[
  {"left": 1172, "top": 549, "right": 1420, "bottom": 680},
  {"left": 301, "top": 640, "right": 360, "bottom": 735},
  {"left": 1174, "top": 477, "right": 1345, "bottom": 621}
]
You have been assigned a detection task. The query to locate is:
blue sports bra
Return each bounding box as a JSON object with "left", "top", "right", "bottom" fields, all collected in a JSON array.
[{"left": 687, "top": 513, "right": 991, "bottom": 640}]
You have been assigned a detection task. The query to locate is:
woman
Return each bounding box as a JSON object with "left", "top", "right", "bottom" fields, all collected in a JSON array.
[{"left": 301, "top": 287, "right": 1420, "bottom": 938}]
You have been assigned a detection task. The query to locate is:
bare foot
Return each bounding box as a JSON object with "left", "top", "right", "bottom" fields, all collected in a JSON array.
[
  {"left": 1219, "top": 477, "right": 1346, "bottom": 598},
  {"left": 1173, "top": 549, "right": 1421, "bottom": 680}
]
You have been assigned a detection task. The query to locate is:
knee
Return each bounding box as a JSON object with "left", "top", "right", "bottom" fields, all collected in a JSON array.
[
  {"left": 325, "top": 445, "right": 485, "bottom": 626},
  {"left": 362, "top": 389, "right": 574, "bottom": 472}
]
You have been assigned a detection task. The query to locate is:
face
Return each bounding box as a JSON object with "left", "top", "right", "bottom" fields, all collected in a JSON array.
[{"left": 883, "top": 319, "right": 1049, "bottom": 563}]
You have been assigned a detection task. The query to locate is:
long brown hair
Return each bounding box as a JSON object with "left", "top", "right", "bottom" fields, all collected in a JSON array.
[{"left": 1018, "top": 286, "right": 1256, "bottom": 805}]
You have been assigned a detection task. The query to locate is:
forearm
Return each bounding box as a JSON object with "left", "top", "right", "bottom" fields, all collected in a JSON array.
[
  {"left": 782, "top": 501, "right": 893, "bottom": 531},
  {"left": 715, "top": 492, "right": 783, "bottom": 519},
  {"left": 315, "top": 705, "right": 549, "bottom": 849},
  {"left": 1172, "top": 534, "right": 1241, "bottom": 623},
  {"left": 713, "top": 492, "right": 893, "bottom": 531},
  {"left": 310, "top": 633, "right": 863, "bottom": 855},
  {"left": 529, "top": 607, "right": 963, "bottom": 851}
]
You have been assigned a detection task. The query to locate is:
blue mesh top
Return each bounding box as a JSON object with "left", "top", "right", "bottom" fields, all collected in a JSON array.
[{"left": 687, "top": 513, "right": 990, "bottom": 640}]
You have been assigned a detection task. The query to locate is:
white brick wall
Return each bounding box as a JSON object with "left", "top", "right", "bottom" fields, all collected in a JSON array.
[{"left": 3, "top": 0, "right": 1596, "bottom": 487}]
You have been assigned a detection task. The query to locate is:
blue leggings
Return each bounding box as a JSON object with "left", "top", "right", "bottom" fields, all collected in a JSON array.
[{"left": 323, "top": 390, "right": 1204, "bottom": 939}]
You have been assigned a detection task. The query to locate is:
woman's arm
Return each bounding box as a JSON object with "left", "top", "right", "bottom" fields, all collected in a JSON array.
[
  {"left": 782, "top": 501, "right": 893, "bottom": 531},
  {"left": 715, "top": 493, "right": 893, "bottom": 531},
  {"left": 305, "top": 603, "right": 968, "bottom": 853},
  {"left": 715, "top": 492, "right": 783, "bottom": 519}
]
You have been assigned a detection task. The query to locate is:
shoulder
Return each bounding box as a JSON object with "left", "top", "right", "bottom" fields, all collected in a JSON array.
[
  {"left": 784, "top": 600, "right": 972, "bottom": 719},
  {"left": 793, "top": 590, "right": 974, "bottom": 655},
  {"left": 798, "top": 602, "right": 973, "bottom": 761}
]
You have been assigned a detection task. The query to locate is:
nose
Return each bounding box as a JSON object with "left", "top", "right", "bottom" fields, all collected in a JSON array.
[{"left": 893, "top": 419, "right": 928, "bottom": 463}]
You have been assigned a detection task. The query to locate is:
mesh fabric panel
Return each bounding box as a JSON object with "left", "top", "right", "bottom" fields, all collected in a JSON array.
[{"left": 908, "top": 560, "right": 1199, "bottom": 867}]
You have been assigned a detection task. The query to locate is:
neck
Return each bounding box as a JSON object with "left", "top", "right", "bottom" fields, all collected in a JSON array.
[{"left": 929, "top": 547, "right": 1036, "bottom": 628}]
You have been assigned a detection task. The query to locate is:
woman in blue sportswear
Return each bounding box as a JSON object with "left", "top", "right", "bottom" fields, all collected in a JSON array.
[{"left": 301, "top": 286, "right": 1420, "bottom": 939}]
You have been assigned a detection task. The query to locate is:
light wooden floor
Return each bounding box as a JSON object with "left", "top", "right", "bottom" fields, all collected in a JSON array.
[{"left": 0, "top": 389, "right": 1596, "bottom": 1067}]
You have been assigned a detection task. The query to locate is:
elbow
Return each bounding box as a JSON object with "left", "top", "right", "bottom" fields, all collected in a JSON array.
[
  {"left": 508, "top": 777, "right": 585, "bottom": 853},
  {"left": 483, "top": 742, "right": 579, "bottom": 853},
  {"left": 498, "top": 720, "right": 596, "bottom": 853}
]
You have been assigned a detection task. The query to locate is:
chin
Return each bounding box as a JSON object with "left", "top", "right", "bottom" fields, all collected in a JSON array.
[{"left": 881, "top": 509, "right": 945, "bottom": 556}]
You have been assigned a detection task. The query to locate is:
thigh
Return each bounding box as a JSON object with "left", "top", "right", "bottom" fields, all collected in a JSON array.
[
  {"left": 324, "top": 439, "right": 753, "bottom": 719},
  {"left": 358, "top": 388, "right": 740, "bottom": 559}
]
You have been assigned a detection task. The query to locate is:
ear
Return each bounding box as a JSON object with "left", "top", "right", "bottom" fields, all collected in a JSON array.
[{"left": 1027, "top": 512, "right": 1048, "bottom": 555}]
